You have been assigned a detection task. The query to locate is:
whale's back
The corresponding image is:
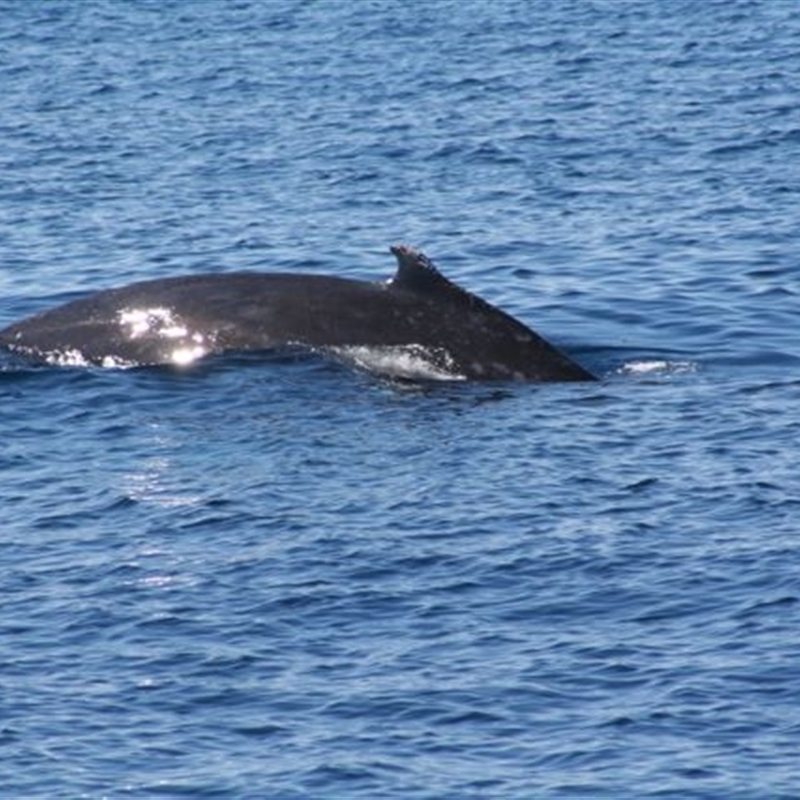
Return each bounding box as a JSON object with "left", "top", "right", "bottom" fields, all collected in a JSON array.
[{"left": 0, "top": 248, "right": 595, "bottom": 381}]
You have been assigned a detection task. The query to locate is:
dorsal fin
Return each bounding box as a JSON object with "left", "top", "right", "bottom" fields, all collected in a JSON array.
[{"left": 388, "top": 245, "right": 481, "bottom": 308}]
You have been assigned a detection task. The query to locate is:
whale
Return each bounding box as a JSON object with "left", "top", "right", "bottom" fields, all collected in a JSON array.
[{"left": 0, "top": 245, "right": 595, "bottom": 381}]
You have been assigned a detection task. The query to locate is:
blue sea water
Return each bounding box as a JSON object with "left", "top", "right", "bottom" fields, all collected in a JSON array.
[{"left": 3, "top": 0, "right": 800, "bottom": 797}]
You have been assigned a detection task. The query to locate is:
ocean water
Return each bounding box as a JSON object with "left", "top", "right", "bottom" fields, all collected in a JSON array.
[{"left": 3, "top": 1, "right": 800, "bottom": 798}]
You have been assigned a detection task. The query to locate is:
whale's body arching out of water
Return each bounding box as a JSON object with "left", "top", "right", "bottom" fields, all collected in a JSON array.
[{"left": 0, "top": 245, "right": 595, "bottom": 382}]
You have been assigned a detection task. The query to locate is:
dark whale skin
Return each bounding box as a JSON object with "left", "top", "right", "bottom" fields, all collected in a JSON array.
[{"left": 0, "top": 245, "right": 595, "bottom": 382}]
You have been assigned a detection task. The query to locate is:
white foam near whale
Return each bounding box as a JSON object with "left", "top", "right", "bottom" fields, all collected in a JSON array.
[{"left": 332, "top": 344, "right": 467, "bottom": 382}]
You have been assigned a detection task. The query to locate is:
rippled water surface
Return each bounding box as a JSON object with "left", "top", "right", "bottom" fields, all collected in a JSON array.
[{"left": 3, "top": 2, "right": 800, "bottom": 798}]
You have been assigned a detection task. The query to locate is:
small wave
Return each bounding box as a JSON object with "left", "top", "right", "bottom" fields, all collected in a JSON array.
[
  {"left": 618, "top": 359, "right": 698, "bottom": 377},
  {"left": 42, "top": 349, "right": 137, "bottom": 369}
]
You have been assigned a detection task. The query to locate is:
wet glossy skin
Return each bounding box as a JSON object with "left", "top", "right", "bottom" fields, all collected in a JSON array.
[{"left": 0, "top": 247, "right": 595, "bottom": 381}]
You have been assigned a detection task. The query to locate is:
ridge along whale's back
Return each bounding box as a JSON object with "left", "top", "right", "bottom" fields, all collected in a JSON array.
[{"left": 0, "top": 245, "right": 596, "bottom": 382}]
